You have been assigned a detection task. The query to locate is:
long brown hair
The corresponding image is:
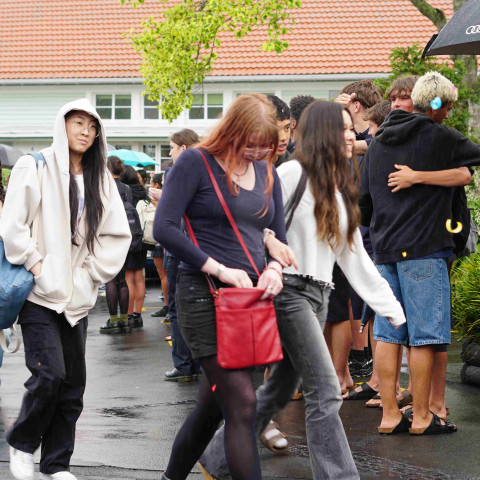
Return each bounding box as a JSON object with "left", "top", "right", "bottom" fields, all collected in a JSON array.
[
  {"left": 197, "top": 93, "right": 279, "bottom": 201},
  {"left": 294, "top": 100, "right": 360, "bottom": 248}
]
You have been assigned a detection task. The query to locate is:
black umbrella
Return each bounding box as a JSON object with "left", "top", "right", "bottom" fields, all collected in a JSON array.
[
  {"left": 0, "top": 144, "right": 24, "bottom": 168},
  {"left": 423, "top": 0, "right": 480, "bottom": 56}
]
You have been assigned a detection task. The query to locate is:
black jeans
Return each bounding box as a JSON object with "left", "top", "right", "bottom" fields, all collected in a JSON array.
[{"left": 7, "top": 301, "right": 88, "bottom": 475}]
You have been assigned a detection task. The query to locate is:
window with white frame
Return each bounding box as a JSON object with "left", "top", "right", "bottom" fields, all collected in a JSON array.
[
  {"left": 144, "top": 97, "right": 161, "bottom": 120},
  {"left": 160, "top": 144, "right": 172, "bottom": 171},
  {"left": 189, "top": 93, "right": 223, "bottom": 120},
  {"left": 96, "top": 94, "right": 132, "bottom": 120}
]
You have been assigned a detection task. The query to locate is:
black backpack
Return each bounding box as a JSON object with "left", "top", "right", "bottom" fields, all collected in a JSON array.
[{"left": 124, "top": 187, "right": 143, "bottom": 253}]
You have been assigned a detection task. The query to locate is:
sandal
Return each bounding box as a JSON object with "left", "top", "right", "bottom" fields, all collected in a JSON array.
[
  {"left": 404, "top": 407, "right": 448, "bottom": 422},
  {"left": 344, "top": 383, "right": 378, "bottom": 401},
  {"left": 397, "top": 389, "right": 413, "bottom": 409},
  {"left": 366, "top": 394, "right": 382, "bottom": 408},
  {"left": 260, "top": 420, "right": 289, "bottom": 454},
  {"left": 378, "top": 413, "right": 410, "bottom": 435},
  {"left": 409, "top": 413, "right": 457, "bottom": 435}
]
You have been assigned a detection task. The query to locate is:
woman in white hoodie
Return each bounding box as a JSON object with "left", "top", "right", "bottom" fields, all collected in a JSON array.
[{"left": 0, "top": 99, "right": 131, "bottom": 480}]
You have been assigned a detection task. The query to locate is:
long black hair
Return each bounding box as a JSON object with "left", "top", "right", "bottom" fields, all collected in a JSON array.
[
  {"left": 66, "top": 110, "right": 105, "bottom": 254},
  {"left": 0, "top": 159, "right": 5, "bottom": 205}
]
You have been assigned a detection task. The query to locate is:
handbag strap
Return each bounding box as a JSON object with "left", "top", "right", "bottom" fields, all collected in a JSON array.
[
  {"left": 194, "top": 149, "right": 261, "bottom": 278},
  {"left": 183, "top": 214, "right": 218, "bottom": 296}
]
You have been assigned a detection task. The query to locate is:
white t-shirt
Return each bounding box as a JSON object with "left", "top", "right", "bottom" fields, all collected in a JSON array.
[{"left": 73, "top": 174, "right": 85, "bottom": 231}]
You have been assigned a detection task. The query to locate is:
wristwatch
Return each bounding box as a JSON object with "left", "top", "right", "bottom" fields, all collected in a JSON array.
[{"left": 214, "top": 264, "right": 226, "bottom": 278}]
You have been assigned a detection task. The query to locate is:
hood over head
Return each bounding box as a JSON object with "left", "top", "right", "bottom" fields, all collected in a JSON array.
[
  {"left": 52, "top": 98, "right": 107, "bottom": 173},
  {"left": 374, "top": 109, "right": 434, "bottom": 146}
]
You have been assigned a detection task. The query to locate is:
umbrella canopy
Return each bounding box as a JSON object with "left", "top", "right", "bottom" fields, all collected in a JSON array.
[
  {"left": 0, "top": 144, "right": 24, "bottom": 168},
  {"left": 423, "top": 1, "right": 480, "bottom": 56},
  {"left": 107, "top": 149, "right": 159, "bottom": 167}
]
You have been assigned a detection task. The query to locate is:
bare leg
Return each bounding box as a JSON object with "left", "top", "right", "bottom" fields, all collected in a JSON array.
[
  {"left": 125, "top": 269, "right": 135, "bottom": 315},
  {"left": 324, "top": 321, "right": 354, "bottom": 391},
  {"left": 376, "top": 341, "right": 402, "bottom": 429},
  {"left": 429, "top": 350, "right": 448, "bottom": 418},
  {"left": 132, "top": 269, "right": 146, "bottom": 313},
  {"left": 409, "top": 345, "right": 435, "bottom": 430},
  {"left": 154, "top": 257, "right": 169, "bottom": 306}
]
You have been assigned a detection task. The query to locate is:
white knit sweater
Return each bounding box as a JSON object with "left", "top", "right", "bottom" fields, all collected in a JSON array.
[{"left": 278, "top": 160, "right": 406, "bottom": 327}]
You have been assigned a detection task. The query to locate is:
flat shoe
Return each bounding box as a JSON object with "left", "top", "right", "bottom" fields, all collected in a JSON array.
[
  {"left": 344, "top": 382, "right": 378, "bottom": 401},
  {"left": 378, "top": 413, "right": 410, "bottom": 435},
  {"left": 409, "top": 413, "right": 457, "bottom": 435},
  {"left": 366, "top": 394, "right": 382, "bottom": 408}
]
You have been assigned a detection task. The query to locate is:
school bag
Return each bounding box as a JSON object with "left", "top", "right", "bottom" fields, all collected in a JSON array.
[
  {"left": 136, "top": 198, "right": 157, "bottom": 245},
  {"left": 0, "top": 152, "right": 45, "bottom": 354},
  {"left": 124, "top": 187, "right": 144, "bottom": 253}
]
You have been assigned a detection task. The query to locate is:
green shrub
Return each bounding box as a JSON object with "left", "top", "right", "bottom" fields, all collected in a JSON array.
[{"left": 452, "top": 253, "right": 480, "bottom": 343}]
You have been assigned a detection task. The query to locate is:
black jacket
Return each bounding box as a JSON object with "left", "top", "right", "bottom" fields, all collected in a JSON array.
[{"left": 359, "top": 110, "right": 480, "bottom": 264}]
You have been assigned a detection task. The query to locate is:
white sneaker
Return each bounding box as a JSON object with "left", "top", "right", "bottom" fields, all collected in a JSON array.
[
  {"left": 9, "top": 446, "right": 34, "bottom": 480},
  {"left": 39, "top": 472, "right": 78, "bottom": 480}
]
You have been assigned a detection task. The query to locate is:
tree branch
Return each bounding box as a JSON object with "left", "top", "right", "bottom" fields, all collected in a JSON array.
[{"left": 409, "top": 0, "right": 447, "bottom": 31}]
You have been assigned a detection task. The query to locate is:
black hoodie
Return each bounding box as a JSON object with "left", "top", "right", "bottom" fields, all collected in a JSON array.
[{"left": 359, "top": 110, "right": 480, "bottom": 264}]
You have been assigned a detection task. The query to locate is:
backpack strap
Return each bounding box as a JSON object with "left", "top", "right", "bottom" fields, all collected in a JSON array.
[{"left": 284, "top": 164, "right": 308, "bottom": 231}]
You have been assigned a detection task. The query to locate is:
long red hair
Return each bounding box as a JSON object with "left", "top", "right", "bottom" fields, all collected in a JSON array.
[{"left": 197, "top": 93, "right": 279, "bottom": 204}]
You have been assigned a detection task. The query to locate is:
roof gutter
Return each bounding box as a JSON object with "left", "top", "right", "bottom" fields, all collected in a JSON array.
[{"left": 0, "top": 72, "right": 389, "bottom": 86}]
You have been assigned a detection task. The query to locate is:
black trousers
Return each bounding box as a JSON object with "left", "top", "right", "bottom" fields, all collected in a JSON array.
[{"left": 7, "top": 301, "right": 88, "bottom": 475}]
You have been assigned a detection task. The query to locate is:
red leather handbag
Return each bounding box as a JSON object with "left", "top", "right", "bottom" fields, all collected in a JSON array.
[{"left": 183, "top": 149, "right": 283, "bottom": 369}]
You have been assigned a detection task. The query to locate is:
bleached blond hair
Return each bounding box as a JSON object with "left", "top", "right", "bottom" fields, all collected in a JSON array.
[{"left": 411, "top": 71, "right": 458, "bottom": 112}]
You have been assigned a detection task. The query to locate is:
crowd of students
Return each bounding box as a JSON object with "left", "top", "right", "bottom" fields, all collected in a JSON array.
[{"left": 1, "top": 69, "right": 480, "bottom": 480}]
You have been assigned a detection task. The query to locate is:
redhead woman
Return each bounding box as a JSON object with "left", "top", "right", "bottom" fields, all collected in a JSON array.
[
  {"left": 154, "top": 93, "right": 286, "bottom": 480},
  {"left": 0, "top": 99, "right": 131, "bottom": 480},
  {"left": 199, "top": 101, "right": 406, "bottom": 480}
]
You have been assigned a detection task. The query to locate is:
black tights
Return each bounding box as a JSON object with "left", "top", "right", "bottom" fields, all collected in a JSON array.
[
  {"left": 165, "top": 356, "right": 261, "bottom": 480},
  {"left": 106, "top": 267, "right": 129, "bottom": 316}
]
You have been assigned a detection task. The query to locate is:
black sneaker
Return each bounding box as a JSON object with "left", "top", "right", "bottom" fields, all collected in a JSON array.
[
  {"left": 117, "top": 317, "right": 132, "bottom": 333},
  {"left": 164, "top": 368, "right": 193, "bottom": 382},
  {"left": 132, "top": 315, "right": 143, "bottom": 328},
  {"left": 152, "top": 306, "right": 168, "bottom": 318},
  {"left": 100, "top": 319, "right": 120, "bottom": 334}
]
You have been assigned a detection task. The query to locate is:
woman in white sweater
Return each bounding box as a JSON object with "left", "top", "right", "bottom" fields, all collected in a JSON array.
[
  {"left": 0, "top": 98, "right": 131, "bottom": 480},
  {"left": 199, "top": 100, "right": 406, "bottom": 480}
]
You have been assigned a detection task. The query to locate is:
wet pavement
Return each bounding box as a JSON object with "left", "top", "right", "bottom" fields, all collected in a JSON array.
[{"left": 1, "top": 284, "right": 480, "bottom": 479}]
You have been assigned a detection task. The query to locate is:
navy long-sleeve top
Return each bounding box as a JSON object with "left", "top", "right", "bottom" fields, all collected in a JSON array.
[{"left": 154, "top": 148, "right": 287, "bottom": 279}]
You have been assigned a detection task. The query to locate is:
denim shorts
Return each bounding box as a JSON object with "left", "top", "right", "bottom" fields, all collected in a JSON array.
[{"left": 373, "top": 258, "right": 451, "bottom": 347}]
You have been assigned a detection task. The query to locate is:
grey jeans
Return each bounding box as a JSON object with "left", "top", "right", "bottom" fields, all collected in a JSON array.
[{"left": 199, "top": 274, "right": 359, "bottom": 480}]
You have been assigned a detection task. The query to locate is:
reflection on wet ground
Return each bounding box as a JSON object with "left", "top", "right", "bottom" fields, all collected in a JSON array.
[{"left": 0, "top": 287, "right": 480, "bottom": 479}]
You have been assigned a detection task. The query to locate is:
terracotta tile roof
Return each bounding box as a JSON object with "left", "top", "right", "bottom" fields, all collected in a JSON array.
[{"left": 0, "top": 0, "right": 453, "bottom": 80}]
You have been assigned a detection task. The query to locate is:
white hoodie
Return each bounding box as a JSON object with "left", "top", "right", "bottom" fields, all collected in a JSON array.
[{"left": 0, "top": 98, "right": 131, "bottom": 325}]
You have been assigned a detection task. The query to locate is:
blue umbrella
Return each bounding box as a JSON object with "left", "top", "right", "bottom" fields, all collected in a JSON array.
[{"left": 108, "top": 149, "right": 159, "bottom": 167}]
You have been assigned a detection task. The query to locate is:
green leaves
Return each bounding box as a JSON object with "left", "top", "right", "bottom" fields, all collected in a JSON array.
[{"left": 120, "top": 0, "right": 301, "bottom": 121}]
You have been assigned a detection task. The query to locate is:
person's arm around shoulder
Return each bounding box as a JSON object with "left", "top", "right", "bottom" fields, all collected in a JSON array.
[
  {"left": 0, "top": 155, "right": 43, "bottom": 272},
  {"left": 388, "top": 165, "right": 471, "bottom": 192}
]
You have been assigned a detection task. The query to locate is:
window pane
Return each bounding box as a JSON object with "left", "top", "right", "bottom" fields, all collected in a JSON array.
[
  {"left": 144, "top": 98, "right": 158, "bottom": 107},
  {"left": 114, "top": 144, "right": 132, "bottom": 150},
  {"left": 207, "top": 106, "right": 223, "bottom": 119},
  {"left": 144, "top": 108, "right": 159, "bottom": 120},
  {"left": 207, "top": 93, "right": 223, "bottom": 105},
  {"left": 96, "top": 94, "right": 112, "bottom": 107},
  {"left": 143, "top": 144, "right": 156, "bottom": 158},
  {"left": 189, "top": 106, "right": 204, "bottom": 119},
  {"left": 115, "top": 107, "right": 131, "bottom": 120},
  {"left": 97, "top": 107, "right": 112, "bottom": 120},
  {"left": 192, "top": 94, "right": 204, "bottom": 106},
  {"left": 116, "top": 95, "right": 131, "bottom": 106}
]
